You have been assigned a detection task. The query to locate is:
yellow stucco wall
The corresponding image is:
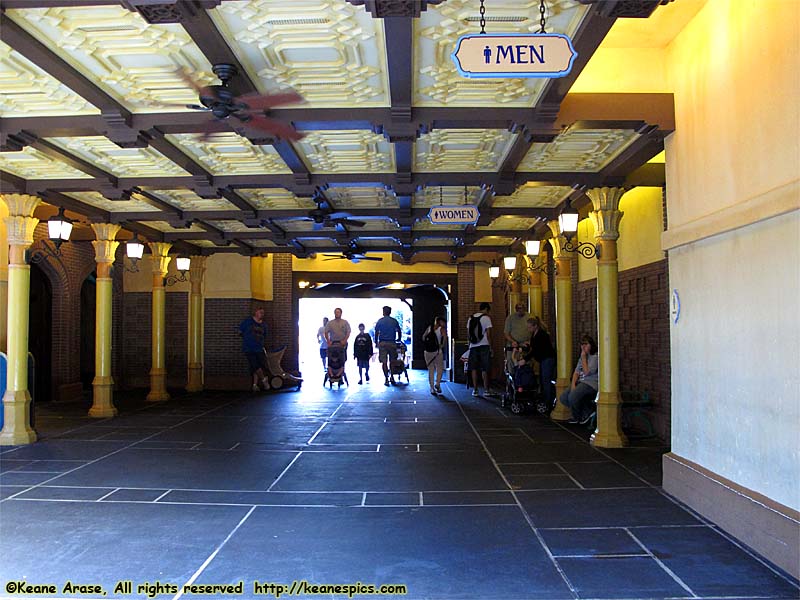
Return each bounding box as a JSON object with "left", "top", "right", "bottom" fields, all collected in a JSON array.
[
  {"left": 250, "top": 254, "right": 273, "bottom": 301},
  {"left": 474, "top": 263, "right": 491, "bottom": 303}
]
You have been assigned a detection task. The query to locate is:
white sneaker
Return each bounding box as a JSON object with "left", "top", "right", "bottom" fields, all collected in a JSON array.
[
  {"left": 471, "top": 389, "right": 480, "bottom": 397},
  {"left": 252, "top": 384, "right": 260, "bottom": 392}
]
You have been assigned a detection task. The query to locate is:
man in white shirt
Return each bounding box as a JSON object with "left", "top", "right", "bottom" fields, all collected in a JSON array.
[{"left": 467, "top": 302, "right": 494, "bottom": 397}]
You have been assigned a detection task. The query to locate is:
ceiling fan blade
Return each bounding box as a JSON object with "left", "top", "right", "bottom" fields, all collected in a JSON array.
[
  {"left": 237, "top": 91, "right": 304, "bottom": 110},
  {"left": 322, "top": 254, "right": 345, "bottom": 258},
  {"left": 344, "top": 219, "right": 366, "bottom": 227},
  {"left": 245, "top": 114, "right": 305, "bottom": 141},
  {"left": 312, "top": 221, "right": 325, "bottom": 231},
  {"left": 359, "top": 256, "right": 383, "bottom": 261}
]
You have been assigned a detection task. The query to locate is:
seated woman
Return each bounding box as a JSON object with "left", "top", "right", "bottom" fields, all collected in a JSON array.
[
  {"left": 558, "top": 334, "right": 598, "bottom": 425},
  {"left": 519, "top": 317, "right": 557, "bottom": 405}
]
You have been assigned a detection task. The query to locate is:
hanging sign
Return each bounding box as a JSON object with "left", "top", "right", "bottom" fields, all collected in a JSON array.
[
  {"left": 451, "top": 33, "right": 577, "bottom": 79},
  {"left": 428, "top": 205, "right": 480, "bottom": 226}
]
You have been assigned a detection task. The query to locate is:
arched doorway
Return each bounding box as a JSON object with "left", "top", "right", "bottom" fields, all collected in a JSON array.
[
  {"left": 29, "top": 264, "right": 52, "bottom": 403},
  {"left": 80, "top": 273, "right": 96, "bottom": 389}
]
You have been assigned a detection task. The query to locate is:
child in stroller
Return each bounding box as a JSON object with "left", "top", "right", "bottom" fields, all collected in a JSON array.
[
  {"left": 502, "top": 343, "right": 549, "bottom": 415},
  {"left": 389, "top": 341, "right": 410, "bottom": 384},
  {"left": 324, "top": 343, "right": 349, "bottom": 388}
]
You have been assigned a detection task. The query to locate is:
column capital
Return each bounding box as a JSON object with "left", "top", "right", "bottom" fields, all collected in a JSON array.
[
  {"left": 91, "top": 223, "right": 121, "bottom": 266},
  {"left": 148, "top": 242, "right": 172, "bottom": 277},
  {"left": 1, "top": 193, "right": 40, "bottom": 218},
  {"left": 587, "top": 187, "right": 626, "bottom": 241},
  {"left": 546, "top": 220, "right": 569, "bottom": 259},
  {"left": 188, "top": 255, "right": 207, "bottom": 282}
]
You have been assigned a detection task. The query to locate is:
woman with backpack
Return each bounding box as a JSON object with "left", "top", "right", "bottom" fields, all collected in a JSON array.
[
  {"left": 353, "top": 323, "right": 374, "bottom": 385},
  {"left": 422, "top": 316, "right": 447, "bottom": 396}
]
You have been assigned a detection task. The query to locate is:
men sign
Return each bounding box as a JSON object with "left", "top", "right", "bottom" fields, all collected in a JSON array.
[
  {"left": 452, "top": 33, "right": 577, "bottom": 79},
  {"left": 428, "top": 205, "right": 480, "bottom": 226}
]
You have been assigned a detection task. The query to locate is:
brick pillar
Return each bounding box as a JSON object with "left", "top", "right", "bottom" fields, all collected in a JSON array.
[
  {"left": 456, "top": 262, "right": 475, "bottom": 341},
  {"left": 270, "top": 254, "right": 297, "bottom": 371}
]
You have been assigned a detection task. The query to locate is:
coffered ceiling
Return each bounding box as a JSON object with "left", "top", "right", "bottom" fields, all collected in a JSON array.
[{"left": 0, "top": 0, "right": 674, "bottom": 262}]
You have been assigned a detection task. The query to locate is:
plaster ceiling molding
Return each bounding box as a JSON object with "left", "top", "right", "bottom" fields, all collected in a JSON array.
[
  {"left": 492, "top": 184, "right": 572, "bottom": 208},
  {"left": 273, "top": 219, "right": 324, "bottom": 233},
  {"left": 414, "top": 0, "right": 589, "bottom": 107},
  {"left": 0, "top": 42, "right": 99, "bottom": 117},
  {"left": 295, "top": 131, "right": 395, "bottom": 173},
  {"left": 146, "top": 220, "right": 207, "bottom": 233},
  {"left": 294, "top": 236, "right": 338, "bottom": 247},
  {"left": 236, "top": 188, "right": 316, "bottom": 210},
  {"left": 414, "top": 129, "right": 516, "bottom": 172},
  {"left": 210, "top": 0, "right": 389, "bottom": 107},
  {"left": 144, "top": 189, "right": 239, "bottom": 212},
  {"left": 414, "top": 237, "right": 461, "bottom": 247},
  {"left": 353, "top": 217, "right": 401, "bottom": 232},
  {"left": 412, "top": 221, "right": 463, "bottom": 231},
  {"left": 166, "top": 133, "right": 292, "bottom": 175},
  {"left": 188, "top": 239, "right": 219, "bottom": 248},
  {"left": 324, "top": 186, "right": 398, "bottom": 209},
  {"left": 355, "top": 236, "right": 400, "bottom": 247},
  {"left": 63, "top": 191, "right": 159, "bottom": 212},
  {"left": 517, "top": 129, "right": 640, "bottom": 172},
  {"left": 0, "top": 147, "right": 93, "bottom": 179},
  {"left": 7, "top": 6, "right": 214, "bottom": 113},
  {"left": 205, "top": 219, "right": 261, "bottom": 233},
  {"left": 480, "top": 215, "right": 539, "bottom": 230},
  {"left": 248, "top": 239, "right": 278, "bottom": 248},
  {"left": 412, "top": 185, "right": 481, "bottom": 207},
  {"left": 475, "top": 235, "right": 515, "bottom": 246},
  {"left": 46, "top": 136, "right": 189, "bottom": 177}
]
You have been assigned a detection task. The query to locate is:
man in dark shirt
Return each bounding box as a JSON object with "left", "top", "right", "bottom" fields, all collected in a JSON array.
[{"left": 239, "top": 307, "right": 268, "bottom": 391}]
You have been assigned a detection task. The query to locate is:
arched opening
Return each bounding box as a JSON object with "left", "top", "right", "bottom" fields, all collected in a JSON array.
[
  {"left": 29, "top": 264, "right": 52, "bottom": 403},
  {"left": 80, "top": 272, "right": 96, "bottom": 390}
]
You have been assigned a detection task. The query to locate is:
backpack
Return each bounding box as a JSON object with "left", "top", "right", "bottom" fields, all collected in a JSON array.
[
  {"left": 468, "top": 314, "right": 483, "bottom": 344},
  {"left": 422, "top": 328, "right": 439, "bottom": 352}
]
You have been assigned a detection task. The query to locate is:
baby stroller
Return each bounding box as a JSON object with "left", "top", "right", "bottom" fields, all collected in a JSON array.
[
  {"left": 502, "top": 345, "right": 549, "bottom": 415},
  {"left": 390, "top": 341, "right": 410, "bottom": 384},
  {"left": 264, "top": 346, "right": 302, "bottom": 391},
  {"left": 324, "top": 344, "right": 348, "bottom": 388}
]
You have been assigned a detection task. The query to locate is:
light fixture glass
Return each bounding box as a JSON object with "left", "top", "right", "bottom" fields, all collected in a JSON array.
[
  {"left": 47, "top": 208, "right": 72, "bottom": 242},
  {"left": 489, "top": 265, "right": 500, "bottom": 278},
  {"left": 298, "top": 280, "right": 309, "bottom": 289},
  {"left": 387, "top": 282, "right": 405, "bottom": 290},
  {"left": 525, "top": 240, "right": 541, "bottom": 256},
  {"left": 503, "top": 255, "right": 516, "bottom": 270},
  {"left": 175, "top": 256, "right": 191, "bottom": 273},
  {"left": 558, "top": 202, "right": 579, "bottom": 236},
  {"left": 126, "top": 235, "right": 144, "bottom": 260}
]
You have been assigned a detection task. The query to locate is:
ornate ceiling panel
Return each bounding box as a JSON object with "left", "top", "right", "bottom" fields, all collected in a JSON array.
[
  {"left": 145, "top": 221, "right": 208, "bottom": 233},
  {"left": 236, "top": 188, "right": 317, "bottom": 210},
  {"left": 273, "top": 219, "right": 327, "bottom": 233},
  {"left": 355, "top": 237, "right": 400, "bottom": 247},
  {"left": 325, "top": 186, "right": 398, "bottom": 209},
  {"left": 475, "top": 235, "right": 515, "bottom": 246},
  {"left": 352, "top": 218, "right": 401, "bottom": 232},
  {"left": 480, "top": 215, "right": 540, "bottom": 230},
  {"left": 0, "top": 41, "right": 99, "bottom": 117},
  {"left": 6, "top": 6, "right": 214, "bottom": 113},
  {"left": 248, "top": 239, "right": 278, "bottom": 248},
  {"left": 64, "top": 191, "right": 159, "bottom": 212},
  {"left": 413, "top": 186, "right": 481, "bottom": 207},
  {"left": 492, "top": 185, "right": 572, "bottom": 208},
  {"left": 414, "top": 129, "right": 516, "bottom": 172},
  {"left": 294, "top": 131, "right": 395, "bottom": 173},
  {"left": 205, "top": 220, "right": 262, "bottom": 233},
  {"left": 415, "top": 237, "right": 462, "bottom": 247},
  {"left": 517, "top": 129, "right": 641, "bottom": 172},
  {"left": 210, "top": 0, "right": 390, "bottom": 107},
  {"left": 414, "top": 0, "right": 589, "bottom": 107},
  {"left": 165, "top": 133, "right": 292, "bottom": 175},
  {"left": 145, "top": 189, "right": 239, "bottom": 212},
  {"left": 295, "top": 237, "right": 339, "bottom": 248},
  {"left": 413, "top": 221, "right": 464, "bottom": 232},
  {"left": 0, "top": 147, "right": 93, "bottom": 179},
  {"left": 46, "top": 136, "right": 189, "bottom": 177}
]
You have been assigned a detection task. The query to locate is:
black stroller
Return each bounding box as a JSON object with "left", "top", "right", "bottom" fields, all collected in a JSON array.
[
  {"left": 389, "top": 341, "right": 410, "bottom": 384},
  {"left": 501, "top": 345, "right": 550, "bottom": 415},
  {"left": 324, "top": 344, "right": 348, "bottom": 388}
]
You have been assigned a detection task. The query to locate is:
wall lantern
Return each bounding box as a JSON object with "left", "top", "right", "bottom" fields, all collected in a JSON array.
[
  {"left": 164, "top": 256, "right": 190, "bottom": 286},
  {"left": 124, "top": 233, "right": 145, "bottom": 272},
  {"left": 557, "top": 200, "right": 598, "bottom": 259},
  {"left": 525, "top": 240, "right": 541, "bottom": 256},
  {"left": 503, "top": 255, "right": 516, "bottom": 271},
  {"left": 29, "top": 207, "right": 72, "bottom": 264},
  {"left": 489, "top": 264, "right": 500, "bottom": 279}
]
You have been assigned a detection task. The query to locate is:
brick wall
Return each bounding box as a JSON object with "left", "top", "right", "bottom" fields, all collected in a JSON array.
[
  {"left": 165, "top": 292, "right": 187, "bottom": 388},
  {"left": 574, "top": 259, "right": 671, "bottom": 441},
  {"left": 204, "top": 297, "right": 251, "bottom": 389},
  {"left": 32, "top": 225, "right": 96, "bottom": 402},
  {"left": 121, "top": 292, "right": 151, "bottom": 388},
  {"left": 265, "top": 254, "right": 297, "bottom": 372}
]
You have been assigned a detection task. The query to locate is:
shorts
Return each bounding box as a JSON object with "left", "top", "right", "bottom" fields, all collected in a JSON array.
[
  {"left": 245, "top": 351, "right": 266, "bottom": 375},
  {"left": 468, "top": 345, "right": 491, "bottom": 372},
  {"left": 320, "top": 348, "right": 328, "bottom": 360},
  {"left": 356, "top": 357, "right": 370, "bottom": 368},
  {"left": 378, "top": 341, "right": 398, "bottom": 363}
]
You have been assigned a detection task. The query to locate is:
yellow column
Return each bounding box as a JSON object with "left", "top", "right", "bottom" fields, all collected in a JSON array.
[
  {"left": 587, "top": 187, "right": 628, "bottom": 448},
  {"left": 147, "top": 242, "right": 171, "bottom": 402},
  {"left": 0, "top": 200, "right": 9, "bottom": 352},
  {"left": 509, "top": 254, "right": 525, "bottom": 312},
  {"left": 186, "top": 255, "right": 206, "bottom": 392},
  {"left": 548, "top": 221, "right": 574, "bottom": 422},
  {"left": 89, "top": 223, "right": 120, "bottom": 418},
  {"left": 526, "top": 255, "right": 544, "bottom": 318},
  {"left": 0, "top": 194, "right": 40, "bottom": 445}
]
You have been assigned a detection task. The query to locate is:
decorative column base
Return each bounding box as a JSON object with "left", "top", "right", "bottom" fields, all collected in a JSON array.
[
  {"left": 0, "top": 390, "right": 37, "bottom": 445},
  {"left": 186, "top": 364, "right": 203, "bottom": 393},
  {"left": 550, "top": 377, "right": 572, "bottom": 421},
  {"left": 89, "top": 376, "right": 118, "bottom": 418},
  {"left": 147, "top": 368, "right": 170, "bottom": 402},
  {"left": 590, "top": 391, "right": 628, "bottom": 448}
]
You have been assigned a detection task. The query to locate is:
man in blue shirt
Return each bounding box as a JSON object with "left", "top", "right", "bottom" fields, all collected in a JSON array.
[
  {"left": 239, "top": 306, "right": 268, "bottom": 392},
  {"left": 374, "top": 306, "right": 402, "bottom": 386}
]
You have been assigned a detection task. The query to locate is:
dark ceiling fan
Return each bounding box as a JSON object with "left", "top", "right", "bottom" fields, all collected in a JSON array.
[
  {"left": 322, "top": 245, "right": 383, "bottom": 263},
  {"left": 291, "top": 197, "right": 366, "bottom": 231},
  {"left": 175, "top": 63, "right": 305, "bottom": 141}
]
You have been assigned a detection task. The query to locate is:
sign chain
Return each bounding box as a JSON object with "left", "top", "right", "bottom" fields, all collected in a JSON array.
[
  {"left": 539, "top": 0, "right": 547, "bottom": 33},
  {"left": 479, "top": 0, "right": 486, "bottom": 34}
]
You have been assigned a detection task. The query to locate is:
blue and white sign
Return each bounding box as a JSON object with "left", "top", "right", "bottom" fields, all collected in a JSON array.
[
  {"left": 428, "top": 205, "right": 480, "bottom": 226},
  {"left": 452, "top": 33, "right": 578, "bottom": 79}
]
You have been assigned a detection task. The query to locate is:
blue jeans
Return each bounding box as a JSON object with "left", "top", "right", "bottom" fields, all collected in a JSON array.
[
  {"left": 559, "top": 382, "right": 597, "bottom": 420},
  {"left": 539, "top": 357, "right": 556, "bottom": 406}
]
